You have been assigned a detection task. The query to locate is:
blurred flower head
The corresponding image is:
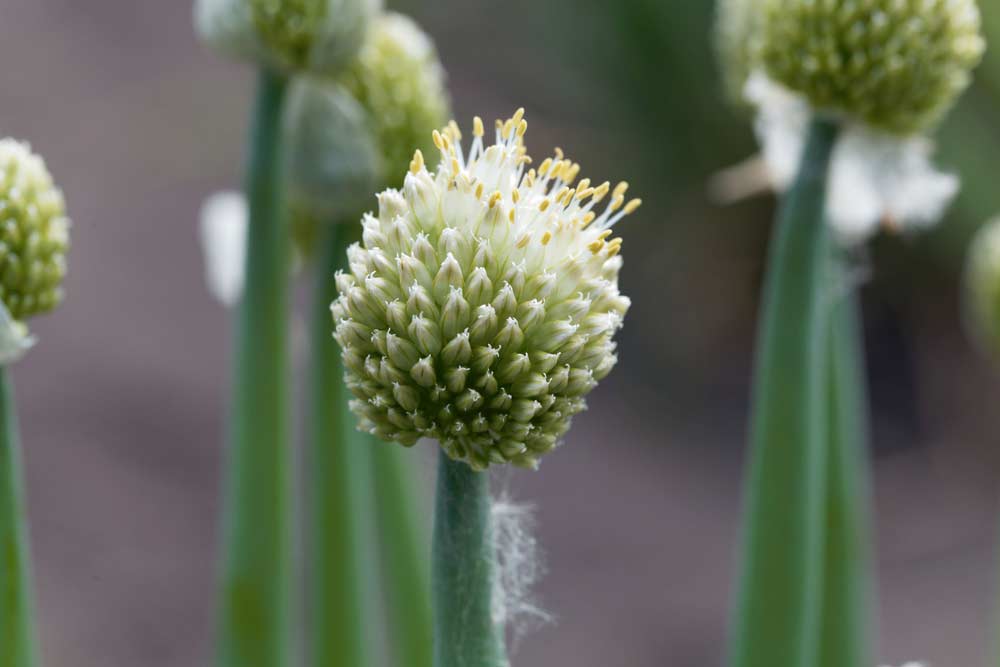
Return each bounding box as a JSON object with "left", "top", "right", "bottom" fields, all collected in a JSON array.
[
  {"left": 284, "top": 79, "right": 381, "bottom": 225},
  {"left": 332, "top": 110, "right": 638, "bottom": 470},
  {"left": 0, "top": 140, "right": 69, "bottom": 364},
  {"left": 339, "top": 12, "right": 450, "bottom": 189},
  {"left": 759, "top": 0, "right": 984, "bottom": 135},
  {"left": 195, "top": 0, "right": 379, "bottom": 75}
]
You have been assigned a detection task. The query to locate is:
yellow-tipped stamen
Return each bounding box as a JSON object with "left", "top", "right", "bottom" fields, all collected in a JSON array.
[
  {"left": 410, "top": 149, "right": 425, "bottom": 174},
  {"left": 473, "top": 116, "right": 485, "bottom": 138},
  {"left": 623, "top": 198, "right": 643, "bottom": 215}
]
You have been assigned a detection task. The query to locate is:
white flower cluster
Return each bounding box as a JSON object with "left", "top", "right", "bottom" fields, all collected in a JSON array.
[{"left": 332, "top": 111, "right": 638, "bottom": 469}]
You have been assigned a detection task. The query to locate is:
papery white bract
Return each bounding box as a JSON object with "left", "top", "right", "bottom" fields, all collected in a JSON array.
[
  {"left": 746, "top": 73, "right": 959, "bottom": 244},
  {"left": 199, "top": 191, "right": 248, "bottom": 308},
  {"left": 0, "top": 302, "right": 34, "bottom": 366}
]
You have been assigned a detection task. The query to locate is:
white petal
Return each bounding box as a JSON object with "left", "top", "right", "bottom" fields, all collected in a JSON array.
[
  {"left": 199, "top": 190, "right": 248, "bottom": 307},
  {"left": 0, "top": 303, "right": 34, "bottom": 366},
  {"left": 746, "top": 72, "right": 958, "bottom": 245}
]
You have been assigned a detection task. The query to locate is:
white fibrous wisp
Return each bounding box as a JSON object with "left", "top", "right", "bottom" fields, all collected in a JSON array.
[
  {"left": 491, "top": 496, "right": 551, "bottom": 647},
  {"left": 745, "top": 72, "right": 959, "bottom": 245},
  {"left": 199, "top": 190, "right": 248, "bottom": 307}
]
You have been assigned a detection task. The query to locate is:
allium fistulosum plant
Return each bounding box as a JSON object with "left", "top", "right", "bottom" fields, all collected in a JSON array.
[
  {"left": 0, "top": 139, "right": 71, "bottom": 667},
  {"left": 714, "top": 2, "right": 984, "bottom": 667},
  {"left": 331, "top": 109, "right": 639, "bottom": 665},
  {"left": 194, "top": 1, "right": 375, "bottom": 665}
]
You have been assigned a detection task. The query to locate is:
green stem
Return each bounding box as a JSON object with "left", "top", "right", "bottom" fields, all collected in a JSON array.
[
  {"left": 371, "top": 442, "right": 433, "bottom": 667},
  {"left": 0, "top": 369, "right": 38, "bottom": 667},
  {"left": 218, "top": 67, "right": 292, "bottom": 667},
  {"left": 432, "top": 454, "right": 506, "bottom": 667},
  {"left": 728, "top": 118, "right": 840, "bottom": 667},
  {"left": 309, "top": 221, "right": 372, "bottom": 667},
  {"left": 818, "top": 282, "right": 875, "bottom": 667}
]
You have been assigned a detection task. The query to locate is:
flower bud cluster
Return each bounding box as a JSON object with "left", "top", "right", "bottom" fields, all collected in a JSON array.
[
  {"left": 338, "top": 12, "right": 450, "bottom": 188},
  {"left": 332, "top": 111, "right": 638, "bottom": 469},
  {"left": 0, "top": 140, "right": 69, "bottom": 322},
  {"left": 759, "top": 0, "right": 985, "bottom": 134},
  {"left": 195, "top": 0, "right": 377, "bottom": 75}
]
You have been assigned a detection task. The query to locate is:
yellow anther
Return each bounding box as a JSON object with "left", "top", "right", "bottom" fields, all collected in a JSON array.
[
  {"left": 577, "top": 178, "right": 591, "bottom": 191},
  {"left": 541, "top": 231, "right": 553, "bottom": 245},
  {"left": 539, "top": 199, "right": 551, "bottom": 212},
  {"left": 554, "top": 186, "right": 570, "bottom": 203},
  {"left": 562, "top": 188, "right": 577, "bottom": 205},
  {"left": 502, "top": 119, "right": 515, "bottom": 139},
  {"left": 597, "top": 229, "right": 613, "bottom": 240},
  {"left": 473, "top": 116, "right": 485, "bottom": 138},
  {"left": 609, "top": 195, "right": 625, "bottom": 212},
  {"left": 517, "top": 119, "right": 528, "bottom": 138},
  {"left": 432, "top": 130, "right": 445, "bottom": 151},
  {"left": 475, "top": 182, "right": 484, "bottom": 199},
  {"left": 516, "top": 234, "right": 530, "bottom": 249},
  {"left": 623, "top": 198, "right": 642, "bottom": 215},
  {"left": 489, "top": 191, "right": 503, "bottom": 209},
  {"left": 588, "top": 240, "right": 606, "bottom": 254},
  {"left": 451, "top": 157, "right": 460, "bottom": 174},
  {"left": 512, "top": 108, "right": 525, "bottom": 125},
  {"left": 592, "top": 181, "right": 611, "bottom": 203},
  {"left": 448, "top": 120, "right": 462, "bottom": 141},
  {"left": 517, "top": 155, "right": 532, "bottom": 165},
  {"left": 509, "top": 209, "right": 516, "bottom": 223},
  {"left": 511, "top": 189, "right": 521, "bottom": 203},
  {"left": 495, "top": 119, "right": 503, "bottom": 132},
  {"left": 613, "top": 181, "right": 629, "bottom": 199},
  {"left": 582, "top": 211, "right": 596, "bottom": 226},
  {"left": 564, "top": 163, "right": 581, "bottom": 184},
  {"left": 410, "top": 149, "right": 425, "bottom": 174},
  {"left": 539, "top": 158, "right": 553, "bottom": 177},
  {"left": 576, "top": 187, "right": 594, "bottom": 201},
  {"left": 554, "top": 147, "right": 564, "bottom": 160},
  {"left": 524, "top": 170, "right": 536, "bottom": 187},
  {"left": 606, "top": 238, "right": 623, "bottom": 256}
]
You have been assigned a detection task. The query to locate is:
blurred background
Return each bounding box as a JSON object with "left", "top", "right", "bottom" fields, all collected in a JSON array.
[{"left": 2, "top": 1, "right": 1000, "bottom": 665}]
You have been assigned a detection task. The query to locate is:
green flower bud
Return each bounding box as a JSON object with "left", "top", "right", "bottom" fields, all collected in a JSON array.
[
  {"left": 284, "top": 79, "right": 380, "bottom": 224},
  {"left": 0, "top": 140, "right": 69, "bottom": 322},
  {"left": 332, "top": 111, "right": 638, "bottom": 470},
  {"left": 965, "top": 217, "right": 1000, "bottom": 357},
  {"left": 759, "top": 0, "right": 985, "bottom": 134},
  {"left": 195, "top": 0, "right": 378, "bottom": 75},
  {"left": 338, "top": 12, "right": 450, "bottom": 188}
]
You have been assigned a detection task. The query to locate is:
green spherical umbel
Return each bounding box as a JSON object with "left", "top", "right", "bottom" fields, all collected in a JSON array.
[
  {"left": 760, "top": 0, "right": 985, "bottom": 134},
  {"left": 338, "top": 12, "right": 450, "bottom": 188},
  {"left": 332, "top": 112, "right": 638, "bottom": 470},
  {"left": 0, "top": 140, "right": 69, "bottom": 321},
  {"left": 195, "top": 0, "right": 378, "bottom": 75}
]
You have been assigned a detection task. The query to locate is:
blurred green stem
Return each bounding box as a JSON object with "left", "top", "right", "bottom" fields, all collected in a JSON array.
[
  {"left": 432, "top": 454, "right": 506, "bottom": 667},
  {"left": 309, "top": 220, "right": 371, "bottom": 667},
  {"left": 218, "top": 67, "right": 292, "bottom": 667},
  {"left": 818, "top": 279, "right": 875, "bottom": 667},
  {"left": 371, "top": 443, "right": 433, "bottom": 667},
  {"left": 729, "top": 118, "right": 839, "bottom": 667},
  {"left": 0, "top": 369, "right": 38, "bottom": 667}
]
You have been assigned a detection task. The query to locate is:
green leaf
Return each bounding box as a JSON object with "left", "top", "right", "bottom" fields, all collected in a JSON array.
[
  {"left": 217, "top": 67, "right": 293, "bottom": 667},
  {"left": 0, "top": 369, "right": 39, "bottom": 667},
  {"left": 728, "top": 118, "right": 839, "bottom": 667}
]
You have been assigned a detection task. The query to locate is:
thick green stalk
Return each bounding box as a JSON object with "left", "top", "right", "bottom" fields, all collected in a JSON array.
[
  {"left": 218, "top": 67, "right": 292, "bottom": 667},
  {"left": 0, "top": 369, "right": 38, "bottom": 667},
  {"left": 309, "top": 221, "right": 372, "bottom": 667},
  {"left": 432, "top": 454, "right": 506, "bottom": 667},
  {"left": 818, "top": 283, "right": 875, "bottom": 667},
  {"left": 729, "top": 118, "right": 840, "bottom": 667},
  {"left": 371, "top": 442, "right": 433, "bottom": 667}
]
